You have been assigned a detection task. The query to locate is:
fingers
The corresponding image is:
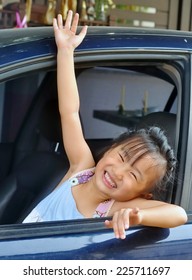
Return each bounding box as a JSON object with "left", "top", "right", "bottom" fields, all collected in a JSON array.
[
  {"left": 132, "top": 207, "right": 139, "bottom": 215},
  {"left": 53, "top": 12, "right": 73, "bottom": 31},
  {"left": 113, "top": 209, "right": 130, "bottom": 239},
  {"left": 57, "top": 14, "right": 64, "bottom": 29},
  {"left": 53, "top": 11, "right": 87, "bottom": 49},
  {"left": 71, "top": 13, "right": 79, "bottom": 34},
  {"left": 53, "top": 14, "right": 63, "bottom": 32},
  {"left": 53, "top": 11, "right": 87, "bottom": 35},
  {"left": 64, "top": 10, "right": 79, "bottom": 33},
  {"left": 105, "top": 208, "right": 141, "bottom": 240},
  {"left": 53, "top": 18, "right": 58, "bottom": 30},
  {"left": 105, "top": 209, "right": 131, "bottom": 239},
  {"left": 80, "top": 25, "right": 88, "bottom": 37},
  {"left": 65, "top": 10, "right": 73, "bottom": 29}
]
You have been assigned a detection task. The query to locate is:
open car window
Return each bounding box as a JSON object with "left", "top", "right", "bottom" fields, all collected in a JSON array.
[
  {"left": 78, "top": 66, "right": 176, "bottom": 140},
  {"left": 0, "top": 53, "right": 188, "bottom": 225}
]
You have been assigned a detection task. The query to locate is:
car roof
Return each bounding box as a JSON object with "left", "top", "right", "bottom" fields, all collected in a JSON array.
[
  {"left": 0, "top": 26, "right": 192, "bottom": 70},
  {"left": 0, "top": 26, "right": 192, "bottom": 48}
]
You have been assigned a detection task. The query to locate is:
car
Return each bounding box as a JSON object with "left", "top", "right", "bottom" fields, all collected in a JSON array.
[{"left": 0, "top": 25, "right": 192, "bottom": 260}]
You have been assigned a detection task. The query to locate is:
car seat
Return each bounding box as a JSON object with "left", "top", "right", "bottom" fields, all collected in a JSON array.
[
  {"left": 137, "top": 111, "right": 176, "bottom": 148},
  {"left": 0, "top": 97, "right": 69, "bottom": 224}
]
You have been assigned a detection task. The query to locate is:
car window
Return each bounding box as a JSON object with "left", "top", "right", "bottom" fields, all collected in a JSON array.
[
  {"left": 0, "top": 72, "right": 46, "bottom": 184},
  {"left": 0, "top": 73, "right": 45, "bottom": 143},
  {"left": 0, "top": 57, "right": 186, "bottom": 225},
  {"left": 77, "top": 66, "right": 175, "bottom": 140}
]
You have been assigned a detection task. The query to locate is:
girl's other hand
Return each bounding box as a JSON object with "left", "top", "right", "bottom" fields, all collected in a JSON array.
[
  {"left": 53, "top": 10, "right": 88, "bottom": 51},
  {"left": 105, "top": 208, "right": 142, "bottom": 239}
]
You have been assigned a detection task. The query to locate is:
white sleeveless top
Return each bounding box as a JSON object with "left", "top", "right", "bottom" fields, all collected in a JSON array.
[{"left": 23, "top": 168, "right": 115, "bottom": 223}]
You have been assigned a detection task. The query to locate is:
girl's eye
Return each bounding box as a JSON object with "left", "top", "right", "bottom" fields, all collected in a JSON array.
[
  {"left": 119, "top": 153, "right": 124, "bottom": 162},
  {"left": 130, "top": 172, "right": 137, "bottom": 181}
]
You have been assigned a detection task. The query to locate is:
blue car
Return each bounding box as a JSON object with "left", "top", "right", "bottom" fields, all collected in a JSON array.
[{"left": 0, "top": 25, "right": 191, "bottom": 260}]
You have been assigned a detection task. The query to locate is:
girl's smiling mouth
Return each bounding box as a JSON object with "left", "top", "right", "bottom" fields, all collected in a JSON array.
[{"left": 103, "top": 171, "right": 117, "bottom": 189}]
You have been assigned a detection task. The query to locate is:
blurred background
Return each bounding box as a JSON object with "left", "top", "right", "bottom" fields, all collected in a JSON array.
[{"left": 0, "top": 0, "right": 192, "bottom": 30}]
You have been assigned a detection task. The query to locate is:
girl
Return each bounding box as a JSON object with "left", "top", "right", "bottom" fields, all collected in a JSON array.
[{"left": 23, "top": 11, "right": 187, "bottom": 239}]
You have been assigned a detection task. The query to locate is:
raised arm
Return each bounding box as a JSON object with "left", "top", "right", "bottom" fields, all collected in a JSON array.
[{"left": 53, "top": 12, "right": 95, "bottom": 178}]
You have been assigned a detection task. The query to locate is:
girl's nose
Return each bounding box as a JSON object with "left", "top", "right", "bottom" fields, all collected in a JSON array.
[{"left": 113, "top": 164, "right": 124, "bottom": 180}]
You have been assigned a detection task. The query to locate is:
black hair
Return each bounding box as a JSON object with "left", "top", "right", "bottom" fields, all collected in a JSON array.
[{"left": 96, "top": 126, "right": 177, "bottom": 199}]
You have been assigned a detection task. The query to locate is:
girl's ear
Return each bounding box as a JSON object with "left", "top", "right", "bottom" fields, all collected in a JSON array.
[{"left": 141, "top": 193, "right": 153, "bottom": 200}]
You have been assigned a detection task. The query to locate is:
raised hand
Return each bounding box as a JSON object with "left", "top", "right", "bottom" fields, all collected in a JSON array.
[{"left": 53, "top": 10, "right": 88, "bottom": 51}]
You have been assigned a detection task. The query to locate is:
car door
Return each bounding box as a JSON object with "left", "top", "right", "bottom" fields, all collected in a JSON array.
[{"left": 0, "top": 27, "right": 192, "bottom": 260}]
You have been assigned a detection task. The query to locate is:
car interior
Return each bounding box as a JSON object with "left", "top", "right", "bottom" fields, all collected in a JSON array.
[{"left": 0, "top": 61, "right": 180, "bottom": 225}]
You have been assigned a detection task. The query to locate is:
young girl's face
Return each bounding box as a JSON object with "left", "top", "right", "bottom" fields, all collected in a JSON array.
[{"left": 94, "top": 145, "right": 165, "bottom": 202}]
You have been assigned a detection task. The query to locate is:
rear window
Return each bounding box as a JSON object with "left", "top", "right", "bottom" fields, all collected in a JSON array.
[{"left": 77, "top": 66, "right": 177, "bottom": 140}]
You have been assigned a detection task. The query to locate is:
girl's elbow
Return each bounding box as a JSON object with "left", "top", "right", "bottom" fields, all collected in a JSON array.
[
  {"left": 180, "top": 208, "right": 188, "bottom": 224},
  {"left": 174, "top": 206, "right": 188, "bottom": 226}
]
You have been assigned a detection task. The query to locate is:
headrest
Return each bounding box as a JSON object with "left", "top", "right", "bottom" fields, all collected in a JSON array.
[{"left": 137, "top": 112, "right": 176, "bottom": 149}]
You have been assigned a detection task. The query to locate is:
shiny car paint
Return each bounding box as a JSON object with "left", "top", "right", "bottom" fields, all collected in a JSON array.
[{"left": 0, "top": 219, "right": 192, "bottom": 260}]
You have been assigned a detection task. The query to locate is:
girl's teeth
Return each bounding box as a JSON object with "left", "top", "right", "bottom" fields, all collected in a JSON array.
[{"left": 104, "top": 172, "right": 116, "bottom": 188}]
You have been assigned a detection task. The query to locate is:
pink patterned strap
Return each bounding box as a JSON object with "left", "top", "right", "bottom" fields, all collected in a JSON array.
[
  {"left": 69, "top": 168, "right": 95, "bottom": 186},
  {"left": 69, "top": 168, "right": 115, "bottom": 218},
  {"left": 93, "top": 199, "right": 115, "bottom": 218}
]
